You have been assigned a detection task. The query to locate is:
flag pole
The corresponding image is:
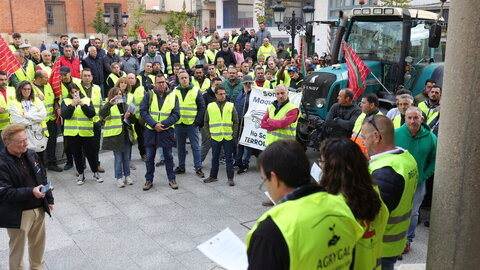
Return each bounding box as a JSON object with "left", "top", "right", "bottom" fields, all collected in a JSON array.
[{"left": 369, "top": 72, "right": 392, "bottom": 94}]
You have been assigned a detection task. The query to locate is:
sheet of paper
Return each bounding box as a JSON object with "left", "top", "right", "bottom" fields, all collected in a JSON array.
[
  {"left": 264, "top": 191, "right": 276, "bottom": 205},
  {"left": 310, "top": 162, "right": 322, "bottom": 183},
  {"left": 197, "top": 228, "right": 248, "bottom": 270}
]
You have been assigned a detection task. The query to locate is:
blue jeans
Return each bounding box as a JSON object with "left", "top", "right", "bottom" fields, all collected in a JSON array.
[
  {"left": 381, "top": 256, "right": 398, "bottom": 270},
  {"left": 407, "top": 181, "right": 426, "bottom": 241},
  {"left": 145, "top": 146, "right": 175, "bottom": 183},
  {"left": 235, "top": 144, "right": 252, "bottom": 168},
  {"left": 113, "top": 140, "right": 131, "bottom": 179},
  {"left": 175, "top": 124, "right": 202, "bottom": 170},
  {"left": 158, "top": 147, "right": 164, "bottom": 161},
  {"left": 210, "top": 139, "right": 234, "bottom": 179}
]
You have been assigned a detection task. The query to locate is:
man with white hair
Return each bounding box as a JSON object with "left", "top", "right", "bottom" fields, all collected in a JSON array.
[{"left": 392, "top": 94, "right": 414, "bottom": 129}]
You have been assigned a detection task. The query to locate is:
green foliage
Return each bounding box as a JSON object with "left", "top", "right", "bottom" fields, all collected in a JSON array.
[
  {"left": 127, "top": 4, "right": 147, "bottom": 38},
  {"left": 89, "top": 2, "right": 110, "bottom": 35},
  {"left": 255, "top": 0, "right": 273, "bottom": 24},
  {"left": 375, "top": 0, "right": 412, "bottom": 8},
  {"left": 157, "top": 10, "right": 194, "bottom": 37}
]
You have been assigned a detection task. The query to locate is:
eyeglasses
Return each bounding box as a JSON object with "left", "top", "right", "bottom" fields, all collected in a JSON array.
[
  {"left": 367, "top": 115, "right": 381, "bottom": 136},
  {"left": 258, "top": 175, "right": 269, "bottom": 191}
]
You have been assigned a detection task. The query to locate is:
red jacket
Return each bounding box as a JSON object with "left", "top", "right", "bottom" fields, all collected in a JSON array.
[{"left": 56, "top": 56, "right": 81, "bottom": 78}]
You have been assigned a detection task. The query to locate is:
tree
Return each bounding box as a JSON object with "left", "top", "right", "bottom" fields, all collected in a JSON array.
[
  {"left": 255, "top": 0, "right": 290, "bottom": 25},
  {"left": 89, "top": 2, "right": 110, "bottom": 35},
  {"left": 375, "top": 0, "right": 412, "bottom": 8},
  {"left": 127, "top": 4, "right": 147, "bottom": 38},
  {"left": 157, "top": 10, "right": 194, "bottom": 38}
]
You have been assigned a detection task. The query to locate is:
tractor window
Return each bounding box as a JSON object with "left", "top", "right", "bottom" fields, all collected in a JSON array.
[
  {"left": 347, "top": 20, "right": 403, "bottom": 63},
  {"left": 409, "top": 22, "right": 443, "bottom": 63}
]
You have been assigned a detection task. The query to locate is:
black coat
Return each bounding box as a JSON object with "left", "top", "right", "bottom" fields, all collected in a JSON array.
[
  {"left": 0, "top": 149, "right": 53, "bottom": 228},
  {"left": 82, "top": 56, "right": 105, "bottom": 86},
  {"left": 215, "top": 49, "right": 237, "bottom": 67}
]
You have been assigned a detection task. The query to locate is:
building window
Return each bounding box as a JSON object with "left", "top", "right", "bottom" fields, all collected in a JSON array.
[
  {"left": 223, "top": 0, "right": 253, "bottom": 28},
  {"left": 104, "top": 4, "right": 124, "bottom": 36},
  {"left": 45, "top": 2, "right": 67, "bottom": 34}
]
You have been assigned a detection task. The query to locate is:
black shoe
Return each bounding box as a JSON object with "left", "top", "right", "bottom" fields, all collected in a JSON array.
[
  {"left": 48, "top": 164, "right": 63, "bottom": 172},
  {"left": 174, "top": 167, "right": 186, "bottom": 174},
  {"left": 155, "top": 160, "right": 165, "bottom": 167},
  {"left": 228, "top": 179, "right": 235, "bottom": 186},
  {"left": 233, "top": 162, "right": 241, "bottom": 169},
  {"left": 196, "top": 169, "right": 205, "bottom": 178},
  {"left": 64, "top": 163, "right": 73, "bottom": 170},
  {"left": 203, "top": 177, "right": 218, "bottom": 183},
  {"left": 237, "top": 166, "right": 248, "bottom": 175}
]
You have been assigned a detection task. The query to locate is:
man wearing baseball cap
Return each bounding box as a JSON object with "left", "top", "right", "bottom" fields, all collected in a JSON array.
[
  {"left": 238, "top": 27, "right": 251, "bottom": 48},
  {"left": 287, "top": 66, "right": 303, "bottom": 90}
]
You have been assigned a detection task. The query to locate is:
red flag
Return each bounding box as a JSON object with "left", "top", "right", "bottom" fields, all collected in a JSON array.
[
  {"left": 137, "top": 24, "right": 149, "bottom": 39},
  {"left": 0, "top": 36, "right": 21, "bottom": 78},
  {"left": 191, "top": 26, "right": 195, "bottom": 38},
  {"left": 49, "top": 61, "right": 62, "bottom": 98},
  {"left": 342, "top": 40, "right": 371, "bottom": 100},
  {"left": 183, "top": 24, "right": 188, "bottom": 42}
]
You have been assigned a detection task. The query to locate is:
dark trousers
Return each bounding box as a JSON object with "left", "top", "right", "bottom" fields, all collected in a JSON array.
[
  {"left": 210, "top": 139, "right": 234, "bottom": 179},
  {"left": 134, "top": 121, "right": 146, "bottom": 156},
  {"left": 93, "top": 121, "right": 102, "bottom": 165},
  {"left": 46, "top": 120, "right": 58, "bottom": 165},
  {"left": 145, "top": 146, "right": 175, "bottom": 182},
  {"left": 235, "top": 144, "right": 252, "bottom": 168},
  {"left": 67, "top": 135, "right": 98, "bottom": 174}
]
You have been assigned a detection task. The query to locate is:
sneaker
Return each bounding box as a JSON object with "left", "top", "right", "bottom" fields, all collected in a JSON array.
[
  {"left": 174, "top": 167, "right": 186, "bottom": 174},
  {"left": 141, "top": 154, "right": 147, "bottom": 161},
  {"left": 237, "top": 166, "right": 249, "bottom": 175},
  {"left": 203, "top": 177, "right": 218, "bottom": 183},
  {"left": 125, "top": 176, "right": 133, "bottom": 185},
  {"left": 97, "top": 166, "right": 105, "bottom": 173},
  {"left": 196, "top": 169, "right": 205, "bottom": 178},
  {"left": 143, "top": 181, "right": 153, "bottom": 191},
  {"left": 64, "top": 163, "right": 73, "bottom": 170},
  {"left": 130, "top": 164, "right": 137, "bottom": 170},
  {"left": 155, "top": 160, "right": 165, "bottom": 167},
  {"left": 233, "top": 162, "right": 241, "bottom": 169},
  {"left": 228, "top": 179, "right": 235, "bottom": 186},
  {"left": 48, "top": 164, "right": 63, "bottom": 172},
  {"left": 117, "top": 178, "right": 125, "bottom": 188},
  {"left": 93, "top": 172, "right": 103, "bottom": 183},
  {"left": 219, "top": 158, "right": 226, "bottom": 165},
  {"left": 76, "top": 174, "right": 85, "bottom": 185},
  {"left": 262, "top": 199, "right": 274, "bottom": 207},
  {"left": 169, "top": 180, "right": 179, "bottom": 190},
  {"left": 403, "top": 241, "right": 411, "bottom": 254}
]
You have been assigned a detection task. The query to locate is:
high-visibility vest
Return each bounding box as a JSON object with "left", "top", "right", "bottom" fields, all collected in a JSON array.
[
  {"left": 61, "top": 77, "right": 82, "bottom": 98},
  {"left": 136, "top": 74, "right": 156, "bottom": 88},
  {"left": 9, "top": 45, "right": 17, "bottom": 52},
  {"left": 352, "top": 189, "right": 389, "bottom": 270},
  {"left": 107, "top": 72, "right": 126, "bottom": 87},
  {"left": 254, "top": 80, "right": 273, "bottom": 89},
  {"left": 11, "top": 98, "right": 49, "bottom": 137},
  {"left": 187, "top": 56, "right": 199, "bottom": 69},
  {"left": 205, "top": 50, "right": 216, "bottom": 63},
  {"left": 13, "top": 60, "right": 35, "bottom": 83},
  {"left": 257, "top": 44, "right": 276, "bottom": 59},
  {"left": 37, "top": 63, "right": 53, "bottom": 77},
  {"left": 265, "top": 101, "right": 299, "bottom": 146},
  {"left": 246, "top": 191, "right": 363, "bottom": 269},
  {"left": 352, "top": 111, "right": 384, "bottom": 136},
  {"left": 103, "top": 105, "right": 123, "bottom": 137},
  {"left": 63, "top": 97, "right": 94, "bottom": 137},
  {"left": 166, "top": 52, "right": 185, "bottom": 75},
  {"left": 126, "top": 86, "right": 145, "bottom": 118},
  {"left": 174, "top": 87, "right": 199, "bottom": 125},
  {"left": 32, "top": 83, "right": 56, "bottom": 122},
  {"left": 201, "top": 35, "right": 212, "bottom": 45},
  {"left": 418, "top": 100, "right": 438, "bottom": 123},
  {"left": 207, "top": 102, "right": 234, "bottom": 142},
  {"left": 145, "top": 90, "right": 176, "bottom": 130},
  {"left": 0, "top": 87, "right": 16, "bottom": 130},
  {"left": 368, "top": 151, "right": 418, "bottom": 258},
  {"left": 392, "top": 114, "right": 402, "bottom": 129},
  {"left": 79, "top": 84, "right": 102, "bottom": 122},
  {"left": 229, "top": 35, "right": 239, "bottom": 44},
  {"left": 191, "top": 77, "right": 211, "bottom": 92}
]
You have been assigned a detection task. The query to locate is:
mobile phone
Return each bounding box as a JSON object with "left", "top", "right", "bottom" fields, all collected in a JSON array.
[
  {"left": 115, "top": 97, "right": 126, "bottom": 103},
  {"left": 40, "top": 182, "right": 53, "bottom": 194},
  {"left": 74, "top": 93, "right": 80, "bottom": 99}
]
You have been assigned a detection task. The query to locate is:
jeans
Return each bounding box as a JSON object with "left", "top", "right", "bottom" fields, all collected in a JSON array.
[
  {"left": 235, "top": 144, "right": 252, "bottom": 168},
  {"left": 145, "top": 146, "right": 175, "bottom": 182},
  {"left": 407, "top": 181, "right": 427, "bottom": 241},
  {"left": 210, "top": 139, "right": 234, "bottom": 179},
  {"left": 46, "top": 120, "right": 58, "bottom": 165},
  {"left": 113, "top": 139, "right": 131, "bottom": 179},
  {"left": 200, "top": 126, "right": 211, "bottom": 162},
  {"left": 93, "top": 121, "right": 102, "bottom": 166},
  {"left": 158, "top": 147, "right": 164, "bottom": 161},
  {"left": 381, "top": 256, "right": 398, "bottom": 270},
  {"left": 175, "top": 124, "right": 202, "bottom": 170}
]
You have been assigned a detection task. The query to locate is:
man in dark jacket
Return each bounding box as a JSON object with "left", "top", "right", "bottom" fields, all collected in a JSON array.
[
  {"left": 103, "top": 44, "right": 121, "bottom": 79},
  {"left": 324, "top": 88, "right": 361, "bottom": 138},
  {"left": 140, "top": 74, "right": 180, "bottom": 191},
  {"left": 82, "top": 46, "right": 105, "bottom": 96},
  {"left": 215, "top": 41, "right": 236, "bottom": 67},
  {"left": 0, "top": 124, "right": 54, "bottom": 270},
  {"left": 237, "top": 27, "right": 251, "bottom": 48}
]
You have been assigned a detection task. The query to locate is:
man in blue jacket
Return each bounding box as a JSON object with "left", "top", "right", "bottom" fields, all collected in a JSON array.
[
  {"left": 395, "top": 106, "right": 437, "bottom": 254},
  {"left": 140, "top": 74, "right": 180, "bottom": 190}
]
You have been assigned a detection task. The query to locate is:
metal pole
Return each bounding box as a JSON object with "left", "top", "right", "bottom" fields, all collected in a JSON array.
[
  {"left": 114, "top": 17, "right": 119, "bottom": 40},
  {"left": 291, "top": 10, "right": 296, "bottom": 56}
]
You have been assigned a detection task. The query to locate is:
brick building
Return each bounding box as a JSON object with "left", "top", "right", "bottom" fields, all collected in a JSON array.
[{"left": 1, "top": 0, "right": 128, "bottom": 47}]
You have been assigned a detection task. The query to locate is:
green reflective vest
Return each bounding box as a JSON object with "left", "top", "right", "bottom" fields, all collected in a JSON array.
[
  {"left": 265, "top": 101, "right": 299, "bottom": 146},
  {"left": 37, "top": 63, "right": 53, "bottom": 77},
  {"left": 103, "top": 105, "right": 123, "bottom": 137},
  {"left": 145, "top": 90, "right": 176, "bottom": 130},
  {"left": 247, "top": 191, "right": 363, "bottom": 269},
  {"left": 352, "top": 111, "right": 383, "bottom": 136},
  {"left": 61, "top": 77, "right": 82, "bottom": 98},
  {"left": 207, "top": 102, "right": 234, "bottom": 142},
  {"left": 79, "top": 84, "right": 102, "bottom": 123},
  {"left": 0, "top": 87, "right": 16, "bottom": 130},
  {"left": 14, "top": 60, "right": 35, "bottom": 83},
  {"left": 63, "top": 97, "right": 94, "bottom": 137},
  {"left": 11, "top": 98, "right": 49, "bottom": 137},
  {"left": 32, "top": 83, "right": 56, "bottom": 122},
  {"left": 368, "top": 151, "right": 418, "bottom": 257},
  {"left": 166, "top": 52, "right": 185, "bottom": 75},
  {"left": 191, "top": 77, "right": 211, "bottom": 92},
  {"left": 175, "top": 87, "right": 199, "bottom": 125}
]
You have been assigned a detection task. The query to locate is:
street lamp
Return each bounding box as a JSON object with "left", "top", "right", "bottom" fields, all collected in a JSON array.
[{"left": 103, "top": 12, "right": 129, "bottom": 40}]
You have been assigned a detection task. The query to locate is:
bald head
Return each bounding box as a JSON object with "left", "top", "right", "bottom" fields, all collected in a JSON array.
[{"left": 361, "top": 115, "right": 395, "bottom": 156}]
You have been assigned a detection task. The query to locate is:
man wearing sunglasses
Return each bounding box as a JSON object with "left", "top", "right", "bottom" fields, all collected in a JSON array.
[{"left": 361, "top": 115, "right": 418, "bottom": 270}]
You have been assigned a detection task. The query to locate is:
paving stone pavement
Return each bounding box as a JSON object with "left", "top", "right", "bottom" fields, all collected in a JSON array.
[{"left": 0, "top": 148, "right": 429, "bottom": 269}]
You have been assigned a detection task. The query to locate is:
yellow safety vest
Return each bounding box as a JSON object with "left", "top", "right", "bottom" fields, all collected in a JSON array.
[
  {"left": 32, "top": 83, "right": 56, "bottom": 122},
  {"left": 418, "top": 101, "right": 438, "bottom": 123},
  {"left": 257, "top": 44, "right": 276, "bottom": 59},
  {"left": 205, "top": 50, "right": 216, "bottom": 63},
  {"left": 392, "top": 114, "right": 402, "bottom": 129},
  {"left": 103, "top": 104, "right": 123, "bottom": 137},
  {"left": 136, "top": 74, "right": 156, "bottom": 88},
  {"left": 107, "top": 72, "right": 126, "bottom": 88},
  {"left": 126, "top": 86, "right": 145, "bottom": 118},
  {"left": 166, "top": 52, "right": 185, "bottom": 75},
  {"left": 0, "top": 87, "right": 16, "bottom": 130},
  {"left": 369, "top": 151, "right": 418, "bottom": 258},
  {"left": 229, "top": 35, "right": 239, "bottom": 44},
  {"left": 352, "top": 111, "right": 384, "bottom": 136},
  {"left": 9, "top": 45, "right": 17, "bottom": 52},
  {"left": 201, "top": 35, "right": 212, "bottom": 45},
  {"left": 247, "top": 191, "right": 363, "bottom": 269},
  {"left": 37, "top": 63, "right": 53, "bottom": 77},
  {"left": 277, "top": 70, "right": 291, "bottom": 86},
  {"left": 79, "top": 84, "right": 102, "bottom": 122},
  {"left": 61, "top": 77, "right": 82, "bottom": 98},
  {"left": 207, "top": 102, "right": 234, "bottom": 142},
  {"left": 187, "top": 56, "right": 199, "bottom": 69},
  {"left": 254, "top": 80, "right": 273, "bottom": 89},
  {"left": 63, "top": 97, "right": 94, "bottom": 137},
  {"left": 174, "top": 87, "right": 199, "bottom": 125},
  {"left": 145, "top": 90, "right": 176, "bottom": 130},
  {"left": 11, "top": 98, "right": 49, "bottom": 137},
  {"left": 191, "top": 77, "right": 211, "bottom": 92},
  {"left": 265, "top": 101, "right": 299, "bottom": 146},
  {"left": 13, "top": 60, "right": 35, "bottom": 83}
]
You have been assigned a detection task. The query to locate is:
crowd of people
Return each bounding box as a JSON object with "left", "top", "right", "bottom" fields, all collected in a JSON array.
[{"left": 0, "top": 24, "right": 441, "bottom": 269}]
